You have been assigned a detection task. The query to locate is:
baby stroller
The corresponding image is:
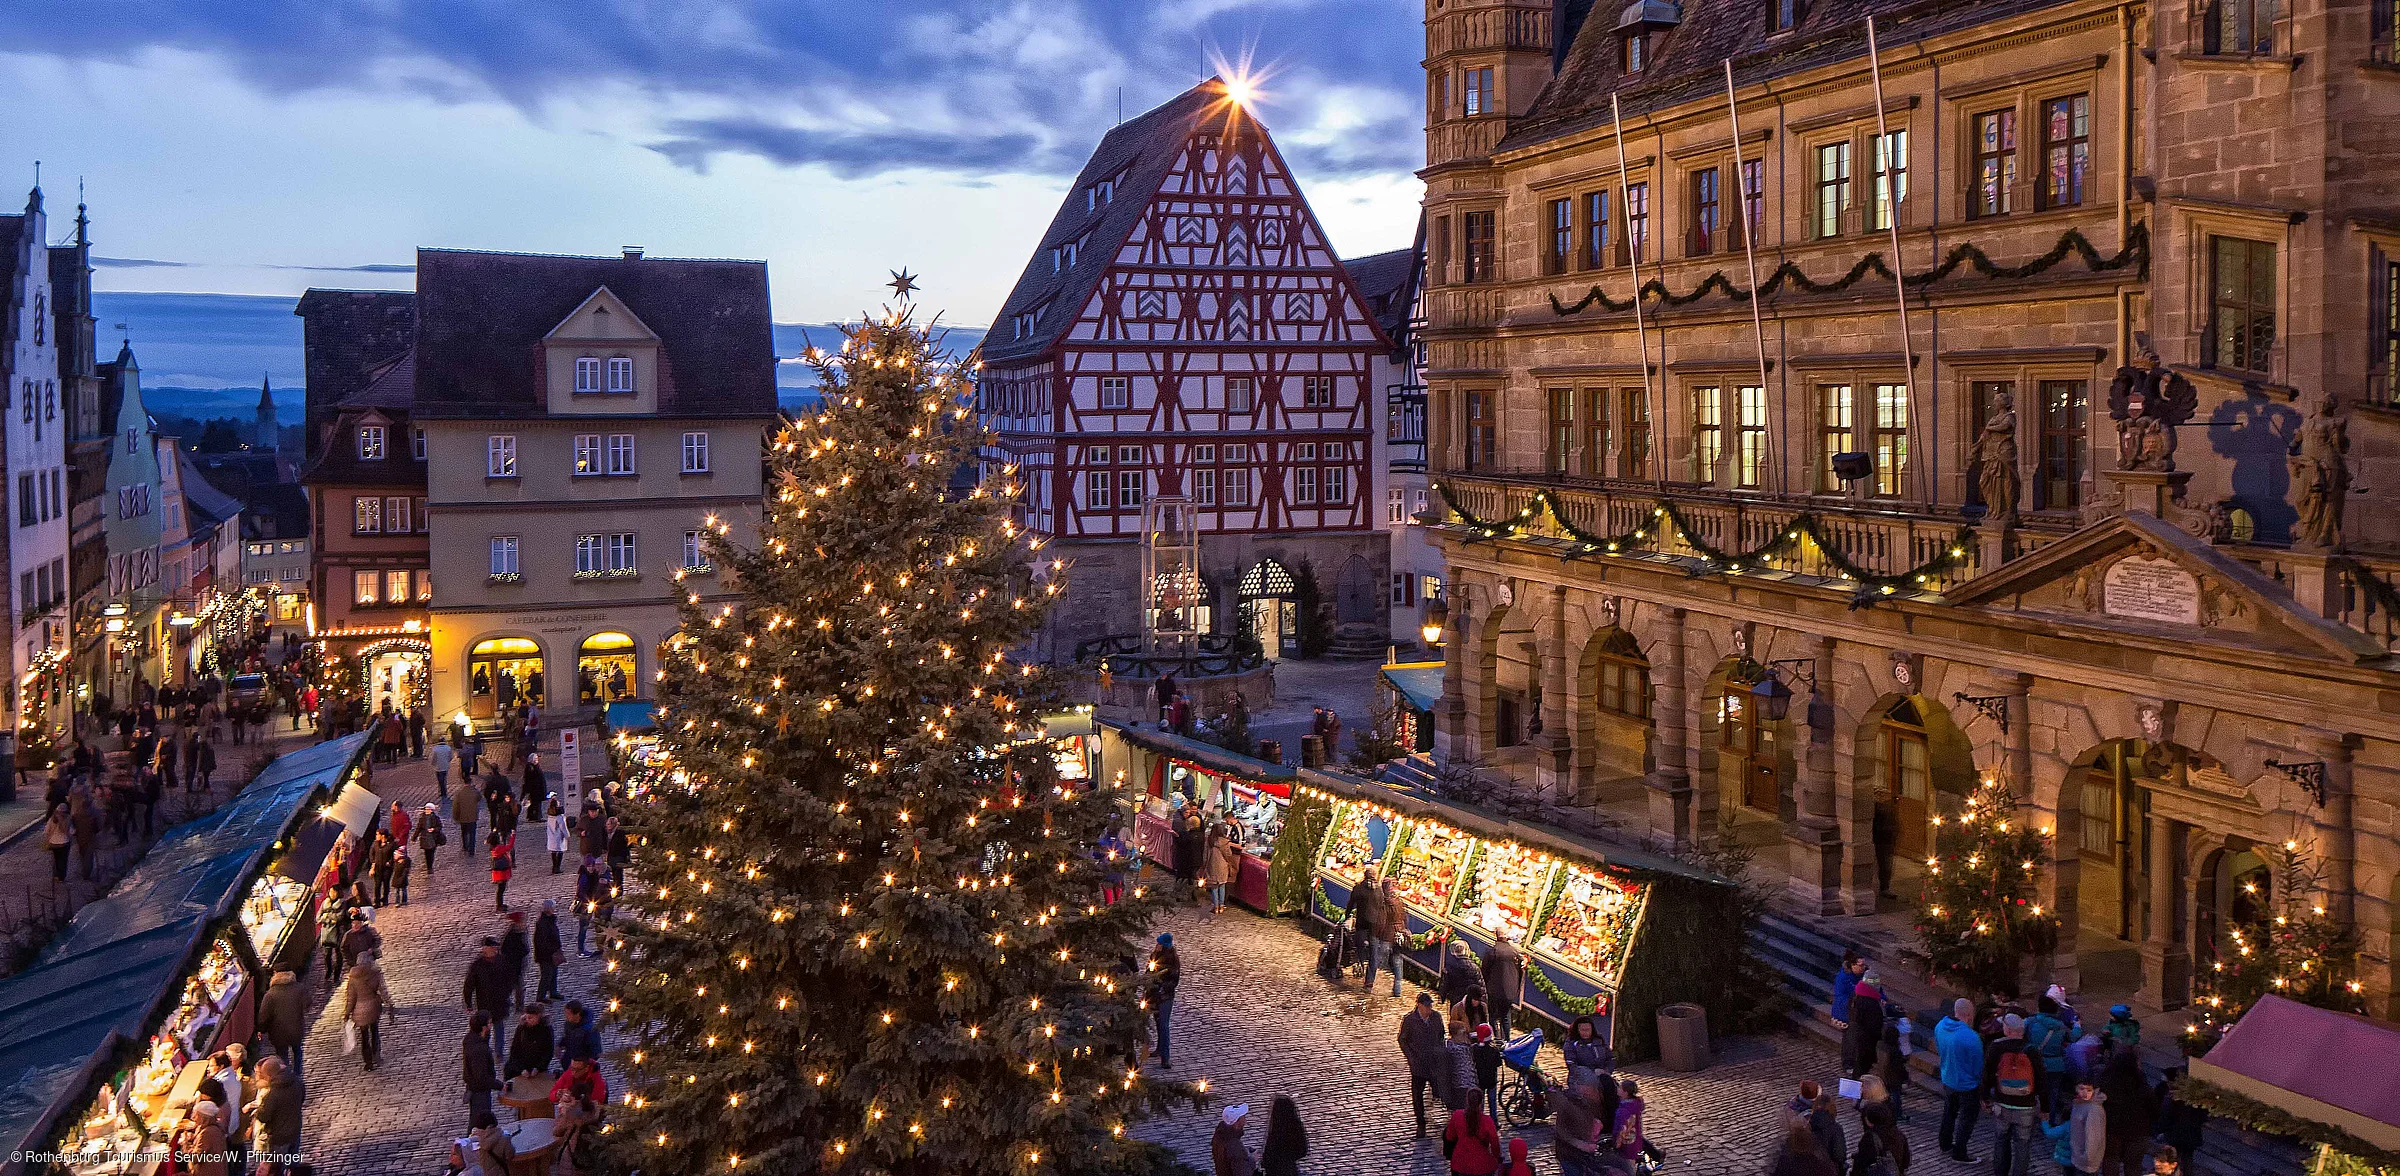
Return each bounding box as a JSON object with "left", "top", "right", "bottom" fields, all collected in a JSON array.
[{"left": 1495, "top": 1028, "right": 1551, "bottom": 1128}]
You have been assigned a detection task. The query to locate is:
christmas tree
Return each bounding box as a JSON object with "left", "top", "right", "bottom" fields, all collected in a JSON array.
[
  {"left": 1914, "top": 774, "right": 2059, "bottom": 992},
  {"left": 601, "top": 304, "right": 1200, "bottom": 1175},
  {"left": 2187, "top": 837, "right": 2364, "bottom": 1053}
]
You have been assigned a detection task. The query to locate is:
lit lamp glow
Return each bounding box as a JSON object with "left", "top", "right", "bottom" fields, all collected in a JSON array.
[{"left": 1420, "top": 596, "right": 1448, "bottom": 648}]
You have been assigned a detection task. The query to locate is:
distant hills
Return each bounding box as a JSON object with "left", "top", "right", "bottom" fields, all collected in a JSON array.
[{"left": 92, "top": 291, "right": 989, "bottom": 424}]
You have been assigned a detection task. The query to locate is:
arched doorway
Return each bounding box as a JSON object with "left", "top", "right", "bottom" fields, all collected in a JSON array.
[
  {"left": 2193, "top": 841, "right": 2268, "bottom": 974},
  {"left": 1238, "top": 559, "right": 1296, "bottom": 660},
  {"left": 357, "top": 638, "right": 432, "bottom": 715},
  {"left": 1871, "top": 697, "right": 1979, "bottom": 860},
  {"left": 1336, "top": 553, "right": 1376, "bottom": 624},
  {"left": 576, "top": 632, "right": 637, "bottom": 704},
  {"left": 1709, "top": 659, "right": 1784, "bottom": 818},
  {"left": 1575, "top": 628, "right": 1652, "bottom": 781},
  {"left": 467, "top": 636, "right": 546, "bottom": 719}
]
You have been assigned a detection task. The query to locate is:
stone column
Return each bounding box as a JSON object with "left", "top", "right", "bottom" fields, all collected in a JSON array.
[
  {"left": 1436, "top": 568, "right": 1471, "bottom": 763},
  {"left": 1536, "top": 585, "right": 1576, "bottom": 800},
  {"left": 2136, "top": 810, "right": 2191, "bottom": 1012},
  {"left": 2310, "top": 730, "right": 2358, "bottom": 926},
  {"left": 1786, "top": 636, "right": 1843, "bottom": 914},
  {"left": 1645, "top": 606, "right": 1695, "bottom": 848}
]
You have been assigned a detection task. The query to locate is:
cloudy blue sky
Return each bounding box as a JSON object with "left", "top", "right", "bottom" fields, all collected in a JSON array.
[{"left": 5, "top": 0, "right": 1428, "bottom": 335}]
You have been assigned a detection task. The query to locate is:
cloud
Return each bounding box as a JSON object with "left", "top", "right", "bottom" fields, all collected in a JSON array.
[
  {"left": 94, "top": 256, "right": 193, "bottom": 269},
  {"left": 96, "top": 256, "right": 415, "bottom": 274},
  {"left": 264, "top": 262, "right": 418, "bottom": 273},
  {"left": 649, "top": 119, "right": 1059, "bottom": 179}
]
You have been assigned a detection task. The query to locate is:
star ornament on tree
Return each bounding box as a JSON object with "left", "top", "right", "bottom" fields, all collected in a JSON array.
[{"left": 887, "top": 268, "right": 920, "bottom": 300}]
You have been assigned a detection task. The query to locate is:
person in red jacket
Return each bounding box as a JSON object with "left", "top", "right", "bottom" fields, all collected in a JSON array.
[
  {"left": 1499, "top": 1137, "right": 1535, "bottom": 1176},
  {"left": 1444, "top": 1105, "right": 1502, "bottom": 1176}
]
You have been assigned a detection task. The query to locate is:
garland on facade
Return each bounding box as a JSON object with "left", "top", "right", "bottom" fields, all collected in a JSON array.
[
  {"left": 2174, "top": 1076, "right": 2400, "bottom": 1173},
  {"left": 1549, "top": 222, "right": 2149, "bottom": 316},
  {"left": 1525, "top": 958, "right": 1602, "bottom": 1017},
  {"left": 1433, "top": 481, "right": 1973, "bottom": 600}
]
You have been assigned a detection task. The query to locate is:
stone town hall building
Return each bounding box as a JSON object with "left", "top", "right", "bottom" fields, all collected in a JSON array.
[{"left": 1415, "top": 0, "right": 2400, "bottom": 1016}]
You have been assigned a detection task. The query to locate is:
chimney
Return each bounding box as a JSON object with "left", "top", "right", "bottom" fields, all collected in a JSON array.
[
  {"left": 622, "top": 246, "right": 644, "bottom": 260},
  {"left": 1553, "top": 0, "right": 1600, "bottom": 73}
]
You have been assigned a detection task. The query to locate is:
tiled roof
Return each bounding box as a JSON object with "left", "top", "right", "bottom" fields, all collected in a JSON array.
[
  {"left": 297, "top": 399, "right": 428, "bottom": 490},
  {"left": 982, "top": 79, "right": 1238, "bottom": 368},
  {"left": 242, "top": 482, "right": 311, "bottom": 541},
  {"left": 294, "top": 289, "right": 418, "bottom": 452},
  {"left": 409, "top": 248, "right": 777, "bottom": 418},
  {"left": 1343, "top": 245, "right": 1420, "bottom": 345},
  {"left": 1502, "top": 0, "right": 2085, "bottom": 153},
  {"left": 344, "top": 352, "right": 415, "bottom": 409},
  {"left": 176, "top": 450, "right": 245, "bottom": 531}
]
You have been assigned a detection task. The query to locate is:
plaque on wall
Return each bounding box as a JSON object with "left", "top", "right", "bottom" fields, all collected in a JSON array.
[{"left": 2103, "top": 557, "right": 2201, "bottom": 625}]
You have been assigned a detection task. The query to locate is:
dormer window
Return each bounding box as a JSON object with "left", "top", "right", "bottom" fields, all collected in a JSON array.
[
  {"left": 1616, "top": 1, "right": 1682, "bottom": 72},
  {"left": 1625, "top": 32, "right": 1649, "bottom": 71},
  {"left": 607, "top": 356, "right": 635, "bottom": 393},
  {"left": 357, "top": 425, "right": 386, "bottom": 461},
  {"left": 1770, "top": 0, "right": 1801, "bottom": 32},
  {"left": 1053, "top": 240, "right": 1079, "bottom": 272}
]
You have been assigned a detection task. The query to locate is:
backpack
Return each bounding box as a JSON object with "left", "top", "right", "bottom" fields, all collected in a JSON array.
[{"left": 1994, "top": 1045, "right": 2037, "bottom": 1101}]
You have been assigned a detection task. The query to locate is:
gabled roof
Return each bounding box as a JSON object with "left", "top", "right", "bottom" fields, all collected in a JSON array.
[
  {"left": 294, "top": 288, "right": 418, "bottom": 409},
  {"left": 343, "top": 352, "right": 416, "bottom": 410},
  {"left": 176, "top": 451, "right": 245, "bottom": 531},
  {"left": 1344, "top": 245, "right": 1421, "bottom": 346},
  {"left": 982, "top": 79, "right": 1242, "bottom": 367},
  {"left": 1944, "top": 511, "right": 2391, "bottom": 665},
  {"left": 1502, "top": 0, "right": 2085, "bottom": 156},
  {"left": 243, "top": 482, "right": 311, "bottom": 541},
  {"left": 410, "top": 248, "right": 776, "bottom": 418}
]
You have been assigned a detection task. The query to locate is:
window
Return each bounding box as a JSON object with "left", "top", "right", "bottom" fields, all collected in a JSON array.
[
  {"left": 576, "top": 534, "right": 603, "bottom": 575},
  {"left": 354, "top": 496, "right": 383, "bottom": 534},
  {"left": 1086, "top": 471, "right": 1111, "bottom": 510},
  {"left": 2377, "top": 0, "right": 2398, "bottom": 62},
  {"left": 1688, "top": 167, "right": 1721, "bottom": 256},
  {"left": 1465, "top": 391, "right": 1496, "bottom": 472},
  {"left": 1462, "top": 211, "right": 1496, "bottom": 284},
  {"left": 1739, "top": 160, "right": 1765, "bottom": 247},
  {"left": 2038, "top": 95, "right": 2090, "bottom": 210},
  {"left": 1389, "top": 487, "right": 1407, "bottom": 524},
  {"left": 1099, "top": 376, "right": 1132, "bottom": 409},
  {"left": 1433, "top": 215, "right": 1451, "bottom": 284},
  {"left": 412, "top": 427, "right": 426, "bottom": 460},
  {"left": 1691, "top": 386, "right": 1724, "bottom": 482},
  {"left": 1871, "top": 130, "right": 1909, "bottom": 230},
  {"left": 2078, "top": 768, "right": 2118, "bottom": 862},
  {"left": 2377, "top": 247, "right": 2400, "bottom": 404},
  {"left": 1734, "top": 385, "right": 1767, "bottom": 489},
  {"left": 487, "top": 435, "right": 517, "bottom": 477},
  {"left": 1392, "top": 573, "right": 1417, "bottom": 606},
  {"left": 1871, "top": 383, "right": 1909, "bottom": 496},
  {"left": 1625, "top": 183, "right": 1650, "bottom": 263},
  {"left": 1462, "top": 67, "right": 1495, "bottom": 117},
  {"left": 684, "top": 530, "right": 707, "bottom": 570},
  {"left": 1625, "top": 32, "right": 1650, "bottom": 72},
  {"left": 1195, "top": 468, "right": 1217, "bottom": 506},
  {"left": 1296, "top": 443, "right": 1318, "bottom": 462},
  {"left": 384, "top": 496, "right": 411, "bottom": 534},
  {"left": 354, "top": 570, "right": 379, "bottom": 605},
  {"left": 1226, "top": 377, "right": 1256, "bottom": 414},
  {"left": 1596, "top": 652, "right": 1651, "bottom": 718},
  {"left": 1582, "top": 190, "right": 1612, "bottom": 270},
  {"left": 1295, "top": 467, "right": 1318, "bottom": 504},
  {"left": 1582, "top": 389, "right": 1611, "bottom": 477},
  {"left": 1812, "top": 142, "right": 1851, "bottom": 238},
  {"left": 575, "top": 356, "right": 602, "bottom": 393},
  {"left": 1117, "top": 444, "right": 1142, "bottom": 465},
  {"left": 1620, "top": 388, "right": 1650, "bottom": 478},
  {"left": 417, "top": 571, "right": 433, "bottom": 601},
  {"left": 2037, "top": 380, "right": 2088, "bottom": 510},
  {"left": 1816, "top": 384, "right": 1854, "bottom": 493},
  {"left": 606, "top": 356, "right": 634, "bottom": 394},
  {"left": 1771, "top": 0, "right": 1802, "bottom": 31},
  {"left": 1194, "top": 444, "right": 1216, "bottom": 463},
  {"left": 682, "top": 431, "right": 710, "bottom": 473},
  {"left": 385, "top": 570, "right": 411, "bottom": 604},
  {"left": 1971, "top": 109, "right": 2017, "bottom": 218},
  {"left": 1301, "top": 376, "right": 1336, "bottom": 408},
  {"left": 1224, "top": 468, "right": 1253, "bottom": 507},
  {"left": 1118, "top": 469, "right": 1144, "bottom": 509},
  {"left": 575, "top": 434, "right": 601, "bottom": 475},
  {"left": 490, "top": 536, "right": 520, "bottom": 577},
  {"left": 1323, "top": 465, "right": 1348, "bottom": 504},
  {"left": 2206, "top": 236, "right": 2277, "bottom": 373},
  {"left": 118, "top": 485, "right": 150, "bottom": 518},
  {"left": 1546, "top": 198, "right": 1573, "bottom": 274},
  {"left": 2202, "top": 0, "right": 2275, "bottom": 54},
  {"left": 607, "top": 433, "right": 637, "bottom": 475},
  {"left": 357, "top": 425, "right": 386, "bottom": 460},
  {"left": 1546, "top": 389, "right": 1575, "bottom": 474}
]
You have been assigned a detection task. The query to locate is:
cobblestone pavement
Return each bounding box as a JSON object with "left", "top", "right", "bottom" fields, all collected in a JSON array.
[
  {"left": 1131, "top": 901, "right": 1978, "bottom": 1175},
  {"left": 297, "top": 733, "right": 612, "bottom": 1176}
]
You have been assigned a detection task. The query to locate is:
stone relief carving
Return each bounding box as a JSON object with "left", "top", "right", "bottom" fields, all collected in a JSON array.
[
  {"left": 2287, "top": 392, "right": 2350, "bottom": 553},
  {"left": 2107, "top": 355, "right": 2197, "bottom": 472},
  {"left": 1598, "top": 595, "right": 1621, "bottom": 630}
]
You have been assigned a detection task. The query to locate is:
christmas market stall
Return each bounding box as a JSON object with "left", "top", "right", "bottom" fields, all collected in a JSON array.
[
  {"left": 1297, "top": 770, "right": 1734, "bottom": 1061},
  {"left": 1041, "top": 709, "right": 1099, "bottom": 787},
  {"left": 1377, "top": 662, "right": 1441, "bottom": 754},
  {"left": 0, "top": 731, "right": 374, "bottom": 1176},
  {"left": 1099, "top": 721, "right": 1293, "bottom": 911},
  {"left": 2180, "top": 994, "right": 2400, "bottom": 1175}
]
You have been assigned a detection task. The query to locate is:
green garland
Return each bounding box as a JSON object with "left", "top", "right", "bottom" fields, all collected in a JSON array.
[
  {"left": 1525, "top": 958, "right": 1602, "bottom": 1017},
  {"left": 1309, "top": 879, "right": 1451, "bottom": 951},
  {"left": 1550, "top": 222, "right": 2148, "bottom": 316},
  {"left": 1434, "top": 481, "right": 1972, "bottom": 600},
  {"left": 2175, "top": 1076, "right": 2400, "bottom": 1172}
]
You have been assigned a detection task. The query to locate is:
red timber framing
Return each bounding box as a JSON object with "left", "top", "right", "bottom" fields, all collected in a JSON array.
[{"left": 977, "top": 79, "right": 1391, "bottom": 545}]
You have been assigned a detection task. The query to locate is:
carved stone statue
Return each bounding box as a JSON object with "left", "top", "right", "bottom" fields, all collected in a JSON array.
[
  {"left": 1972, "top": 392, "right": 2021, "bottom": 525},
  {"left": 2108, "top": 355, "right": 2197, "bottom": 472},
  {"left": 2288, "top": 393, "right": 2350, "bottom": 552}
]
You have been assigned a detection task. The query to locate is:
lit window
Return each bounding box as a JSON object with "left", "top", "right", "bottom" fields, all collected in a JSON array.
[
  {"left": 357, "top": 425, "right": 386, "bottom": 460},
  {"left": 575, "top": 434, "right": 601, "bottom": 475},
  {"left": 354, "top": 570, "right": 379, "bottom": 605},
  {"left": 386, "top": 570, "right": 410, "bottom": 603},
  {"left": 354, "top": 496, "right": 382, "bottom": 534}
]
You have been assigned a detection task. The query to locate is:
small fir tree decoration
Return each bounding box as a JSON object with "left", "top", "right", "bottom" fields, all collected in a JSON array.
[
  {"left": 601, "top": 304, "right": 1201, "bottom": 1176},
  {"left": 2186, "top": 837, "right": 2365, "bottom": 1053},
  {"left": 1914, "top": 773, "right": 2059, "bottom": 992}
]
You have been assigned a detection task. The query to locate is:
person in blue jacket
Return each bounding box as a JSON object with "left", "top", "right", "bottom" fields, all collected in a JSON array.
[
  {"left": 1830, "top": 951, "right": 1866, "bottom": 1027},
  {"left": 2024, "top": 995, "right": 2072, "bottom": 1115},
  {"left": 1935, "top": 997, "right": 1986, "bottom": 1163}
]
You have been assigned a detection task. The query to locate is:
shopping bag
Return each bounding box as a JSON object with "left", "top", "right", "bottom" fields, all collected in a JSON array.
[{"left": 341, "top": 1021, "right": 358, "bottom": 1055}]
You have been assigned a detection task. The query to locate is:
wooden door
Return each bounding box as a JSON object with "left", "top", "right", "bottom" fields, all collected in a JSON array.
[
  {"left": 1725, "top": 691, "right": 1778, "bottom": 812},
  {"left": 1886, "top": 725, "right": 1930, "bottom": 857}
]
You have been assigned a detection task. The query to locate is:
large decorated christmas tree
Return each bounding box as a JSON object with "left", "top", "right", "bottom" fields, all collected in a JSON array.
[
  {"left": 601, "top": 303, "right": 1200, "bottom": 1175},
  {"left": 1914, "top": 775, "right": 2059, "bottom": 992}
]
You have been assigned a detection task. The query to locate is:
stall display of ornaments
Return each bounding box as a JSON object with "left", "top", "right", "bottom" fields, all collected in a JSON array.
[
  {"left": 1319, "top": 804, "right": 1383, "bottom": 882},
  {"left": 1389, "top": 822, "right": 1475, "bottom": 914},
  {"left": 239, "top": 875, "right": 312, "bottom": 963},
  {"left": 1536, "top": 866, "right": 1648, "bottom": 989},
  {"left": 1462, "top": 840, "right": 1557, "bottom": 942}
]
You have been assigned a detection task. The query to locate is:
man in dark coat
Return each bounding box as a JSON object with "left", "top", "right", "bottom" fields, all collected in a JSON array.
[
  {"left": 247, "top": 1056, "right": 303, "bottom": 1175},
  {"left": 1396, "top": 992, "right": 1449, "bottom": 1137},
  {"left": 256, "top": 969, "right": 309, "bottom": 1082},
  {"left": 1481, "top": 931, "right": 1527, "bottom": 1039},
  {"left": 557, "top": 1001, "right": 601, "bottom": 1067},
  {"left": 533, "top": 901, "right": 564, "bottom": 1002},
  {"left": 499, "top": 911, "right": 531, "bottom": 1011},
  {"left": 505, "top": 1005, "right": 555, "bottom": 1079},
  {"left": 463, "top": 1013, "right": 502, "bottom": 1127},
  {"left": 1438, "top": 940, "right": 1481, "bottom": 1008},
  {"left": 463, "top": 938, "right": 515, "bottom": 1049}
]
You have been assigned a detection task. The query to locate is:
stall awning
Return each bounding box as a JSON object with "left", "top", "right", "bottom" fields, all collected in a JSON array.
[
  {"left": 605, "top": 700, "right": 657, "bottom": 732},
  {"left": 272, "top": 817, "right": 346, "bottom": 884},
  {"left": 1380, "top": 662, "right": 1444, "bottom": 715},
  {"left": 2190, "top": 994, "right": 2400, "bottom": 1155},
  {"left": 1109, "top": 722, "right": 1296, "bottom": 782},
  {"left": 1041, "top": 711, "right": 1096, "bottom": 740},
  {"left": 323, "top": 781, "right": 384, "bottom": 838}
]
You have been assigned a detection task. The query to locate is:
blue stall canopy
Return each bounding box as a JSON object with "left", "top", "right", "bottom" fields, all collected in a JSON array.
[
  {"left": 1379, "top": 662, "right": 1443, "bottom": 715},
  {"left": 0, "top": 731, "right": 370, "bottom": 1166},
  {"left": 605, "top": 700, "right": 656, "bottom": 732}
]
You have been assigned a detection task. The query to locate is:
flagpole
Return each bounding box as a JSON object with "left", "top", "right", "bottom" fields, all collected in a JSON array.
[
  {"left": 1865, "top": 16, "right": 1921, "bottom": 505},
  {"left": 1610, "top": 92, "right": 1661, "bottom": 490},
  {"left": 1724, "top": 59, "right": 1777, "bottom": 496}
]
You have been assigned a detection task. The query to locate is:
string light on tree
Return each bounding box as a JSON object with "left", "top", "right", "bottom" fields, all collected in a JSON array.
[{"left": 1913, "top": 773, "right": 2058, "bottom": 991}]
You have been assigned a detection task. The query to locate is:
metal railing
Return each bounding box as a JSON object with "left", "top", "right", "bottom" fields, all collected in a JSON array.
[{"left": 1072, "top": 632, "right": 1268, "bottom": 679}]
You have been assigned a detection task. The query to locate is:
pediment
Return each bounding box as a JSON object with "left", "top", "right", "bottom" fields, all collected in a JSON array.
[
  {"left": 546, "top": 286, "right": 659, "bottom": 344},
  {"left": 1944, "top": 511, "right": 2389, "bottom": 664}
]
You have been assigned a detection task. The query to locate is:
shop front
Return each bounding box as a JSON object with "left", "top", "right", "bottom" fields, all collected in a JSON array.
[
  {"left": 1042, "top": 710, "right": 1098, "bottom": 788},
  {"left": 466, "top": 636, "right": 546, "bottom": 719},
  {"left": 1378, "top": 662, "right": 1441, "bottom": 754},
  {"left": 1105, "top": 723, "right": 1291, "bottom": 911}
]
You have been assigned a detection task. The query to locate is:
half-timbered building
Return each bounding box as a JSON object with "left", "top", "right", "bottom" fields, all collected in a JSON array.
[{"left": 980, "top": 79, "right": 1396, "bottom": 660}]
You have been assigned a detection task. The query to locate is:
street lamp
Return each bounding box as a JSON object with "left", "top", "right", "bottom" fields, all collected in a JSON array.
[
  {"left": 1420, "top": 596, "right": 1448, "bottom": 648},
  {"left": 1748, "top": 658, "right": 1818, "bottom": 722}
]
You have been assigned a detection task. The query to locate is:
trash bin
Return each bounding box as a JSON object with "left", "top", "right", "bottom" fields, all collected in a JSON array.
[
  {"left": 1656, "top": 1002, "right": 1710, "bottom": 1072},
  {"left": 1257, "top": 739, "right": 1283, "bottom": 764}
]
